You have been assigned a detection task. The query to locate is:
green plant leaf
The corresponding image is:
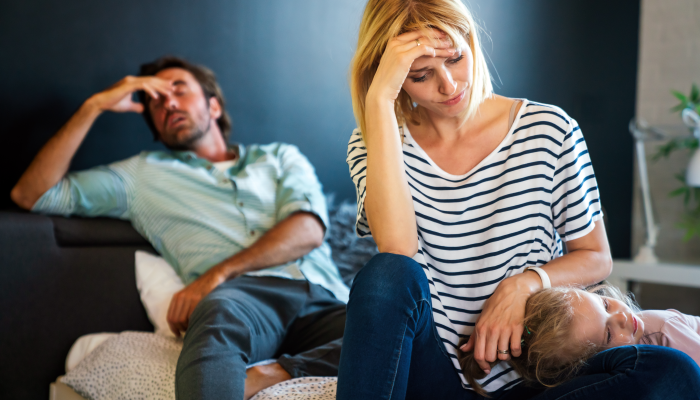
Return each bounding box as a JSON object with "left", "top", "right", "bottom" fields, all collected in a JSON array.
[
  {"left": 673, "top": 90, "right": 689, "bottom": 103},
  {"left": 669, "top": 187, "right": 688, "bottom": 197},
  {"left": 671, "top": 104, "right": 687, "bottom": 113},
  {"left": 675, "top": 172, "right": 687, "bottom": 182},
  {"left": 691, "top": 83, "right": 700, "bottom": 103}
]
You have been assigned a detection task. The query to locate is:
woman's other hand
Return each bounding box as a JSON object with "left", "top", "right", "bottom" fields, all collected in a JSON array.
[
  {"left": 460, "top": 271, "right": 542, "bottom": 374},
  {"left": 366, "top": 30, "right": 455, "bottom": 103}
]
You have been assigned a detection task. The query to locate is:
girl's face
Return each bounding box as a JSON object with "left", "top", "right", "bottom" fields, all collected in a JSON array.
[
  {"left": 402, "top": 35, "right": 473, "bottom": 120},
  {"left": 572, "top": 291, "right": 645, "bottom": 349}
]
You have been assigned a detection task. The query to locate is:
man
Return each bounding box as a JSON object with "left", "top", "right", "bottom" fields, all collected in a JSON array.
[{"left": 11, "top": 56, "right": 347, "bottom": 399}]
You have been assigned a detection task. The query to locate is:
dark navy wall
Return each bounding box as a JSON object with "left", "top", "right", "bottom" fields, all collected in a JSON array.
[
  {"left": 474, "top": 1, "right": 640, "bottom": 258},
  {"left": 1, "top": 0, "right": 638, "bottom": 257}
]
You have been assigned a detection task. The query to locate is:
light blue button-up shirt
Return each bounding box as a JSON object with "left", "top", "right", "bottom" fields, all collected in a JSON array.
[{"left": 32, "top": 142, "right": 349, "bottom": 302}]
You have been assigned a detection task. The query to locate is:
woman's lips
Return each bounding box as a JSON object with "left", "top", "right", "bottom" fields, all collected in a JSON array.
[{"left": 440, "top": 89, "right": 465, "bottom": 106}]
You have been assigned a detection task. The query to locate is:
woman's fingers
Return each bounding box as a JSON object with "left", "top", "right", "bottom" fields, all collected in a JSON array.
[
  {"left": 473, "top": 331, "right": 492, "bottom": 373},
  {"left": 497, "top": 330, "right": 512, "bottom": 361},
  {"left": 394, "top": 29, "right": 450, "bottom": 47},
  {"left": 460, "top": 335, "right": 475, "bottom": 352},
  {"left": 484, "top": 328, "right": 501, "bottom": 364},
  {"left": 394, "top": 39, "right": 455, "bottom": 60},
  {"left": 510, "top": 326, "right": 524, "bottom": 358}
]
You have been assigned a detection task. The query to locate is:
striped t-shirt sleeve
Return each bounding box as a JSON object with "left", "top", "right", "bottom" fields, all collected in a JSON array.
[
  {"left": 346, "top": 129, "right": 371, "bottom": 238},
  {"left": 550, "top": 118, "right": 603, "bottom": 241},
  {"left": 31, "top": 155, "right": 140, "bottom": 219}
]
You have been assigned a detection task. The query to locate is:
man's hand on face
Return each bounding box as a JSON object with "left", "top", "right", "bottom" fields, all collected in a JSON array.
[
  {"left": 166, "top": 270, "right": 226, "bottom": 337},
  {"left": 87, "top": 76, "right": 173, "bottom": 114}
]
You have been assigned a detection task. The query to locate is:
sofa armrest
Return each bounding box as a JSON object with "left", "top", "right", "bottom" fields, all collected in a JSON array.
[{"left": 0, "top": 210, "right": 155, "bottom": 400}]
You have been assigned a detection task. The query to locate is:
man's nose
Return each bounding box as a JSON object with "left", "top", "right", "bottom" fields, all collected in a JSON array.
[{"left": 164, "top": 93, "right": 179, "bottom": 110}]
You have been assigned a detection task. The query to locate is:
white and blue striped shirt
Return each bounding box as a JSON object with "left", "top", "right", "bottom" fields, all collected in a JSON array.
[{"left": 346, "top": 100, "right": 603, "bottom": 392}]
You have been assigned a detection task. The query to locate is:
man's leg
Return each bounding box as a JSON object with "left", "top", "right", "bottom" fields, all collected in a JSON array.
[
  {"left": 244, "top": 286, "right": 346, "bottom": 398},
  {"left": 277, "top": 338, "right": 343, "bottom": 377},
  {"left": 176, "top": 276, "right": 314, "bottom": 400}
]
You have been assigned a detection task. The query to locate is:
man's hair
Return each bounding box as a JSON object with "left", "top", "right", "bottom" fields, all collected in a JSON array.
[{"left": 138, "top": 56, "right": 232, "bottom": 142}]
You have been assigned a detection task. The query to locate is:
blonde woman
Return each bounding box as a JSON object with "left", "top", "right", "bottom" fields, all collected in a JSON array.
[{"left": 339, "top": 0, "right": 700, "bottom": 399}]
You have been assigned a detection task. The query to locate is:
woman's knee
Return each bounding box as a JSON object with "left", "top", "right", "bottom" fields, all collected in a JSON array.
[
  {"left": 635, "top": 345, "right": 700, "bottom": 379},
  {"left": 349, "top": 253, "right": 429, "bottom": 304},
  {"left": 591, "top": 345, "right": 700, "bottom": 380}
]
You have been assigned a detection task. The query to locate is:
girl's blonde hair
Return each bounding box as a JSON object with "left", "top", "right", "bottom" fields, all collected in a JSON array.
[
  {"left": 459, "top": 285, "right": 639, "bottom": 397},
  {"left": 350, "top": 0, "right": 493, "bottom": 135}
]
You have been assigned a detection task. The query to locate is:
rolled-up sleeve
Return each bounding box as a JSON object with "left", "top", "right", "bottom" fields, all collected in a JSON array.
[
  {"left": 31, "top": 155, "right": 139, "bottom": 219},
  {"left": 274, "top": 144, "right": 330, "bottom": 235}
]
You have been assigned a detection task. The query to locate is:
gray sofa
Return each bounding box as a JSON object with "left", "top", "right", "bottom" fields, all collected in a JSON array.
[
  {"left": 0, "top": 203, "right": 375, "bottom": 400},
  {"left": 0, "top": 209, "right": 156, "bottom": 400}
]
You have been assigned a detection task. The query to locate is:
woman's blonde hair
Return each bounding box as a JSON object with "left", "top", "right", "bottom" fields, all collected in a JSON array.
[
  {"left": 350, "top": 0, "right": 493, "bottom": 135},
  {"left": 459, "top": 285, "right": 639, "bottom": 397}
]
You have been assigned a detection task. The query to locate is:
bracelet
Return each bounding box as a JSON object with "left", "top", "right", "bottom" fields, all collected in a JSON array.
[{"left": 525, "top": 266, "right": 551, "bottom": 289}]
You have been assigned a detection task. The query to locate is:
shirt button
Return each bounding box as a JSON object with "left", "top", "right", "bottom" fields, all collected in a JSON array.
[
  {"left": 250, "top": 230, "right": 255, "bottom": 236},
  {"left": 221, "top": 180, "right": 227, "bottom": 184},
  {"left": 206, "top": 165, "right": 212, "bottom": 170},
  {"left": 239, "top": 202, "right": 244, "bottom": 206}
]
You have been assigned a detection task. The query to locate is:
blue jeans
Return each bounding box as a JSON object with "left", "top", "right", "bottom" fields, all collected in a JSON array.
[{"left": 337, "top": 253, "right": 700, "bottom": 400}]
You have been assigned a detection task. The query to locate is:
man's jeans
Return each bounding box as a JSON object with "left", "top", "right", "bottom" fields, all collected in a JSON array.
[
  {"left": 335, "top": 253, "right": 700, "bottom": 400},
  {"left": 175, "top": 275, "right": 345, "bottom": 400}
]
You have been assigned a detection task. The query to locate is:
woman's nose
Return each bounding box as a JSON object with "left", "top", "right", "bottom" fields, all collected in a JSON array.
[{"left": 438, "top": 68, "right": 457, "bottom": 96}]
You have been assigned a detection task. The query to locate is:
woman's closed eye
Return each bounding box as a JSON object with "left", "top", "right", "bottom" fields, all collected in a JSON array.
[
  {"left": 447, "top": 54, "right": 464, "bottom": 65},
  {"left": 410, "top": 55, "right": 463, "bottom": 83}
]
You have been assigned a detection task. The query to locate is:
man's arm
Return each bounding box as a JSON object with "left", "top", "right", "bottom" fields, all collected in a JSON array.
[
  {"left": 10, "top": 76, "right": 172, "bottom": 210},
  {"left": 166, "top": 211, "right": 325, "bottom": 336}
]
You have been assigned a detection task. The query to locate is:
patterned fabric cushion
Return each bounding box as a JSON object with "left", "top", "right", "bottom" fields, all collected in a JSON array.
[
  {"left": 60, "top": 332, "right": 337, "bottom": 400},
  {"left": 61, "top": 332, "right": 181, "bottom": 400}
]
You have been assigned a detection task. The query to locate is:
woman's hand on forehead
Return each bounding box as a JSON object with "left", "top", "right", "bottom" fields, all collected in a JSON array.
[{"left": 367, "top": 29, "right": 456, "bottom": 102}]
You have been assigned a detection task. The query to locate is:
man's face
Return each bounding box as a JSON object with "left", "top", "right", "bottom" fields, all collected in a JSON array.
[{"left": 147, "top": 68, "right": 221, "bottom": 151}]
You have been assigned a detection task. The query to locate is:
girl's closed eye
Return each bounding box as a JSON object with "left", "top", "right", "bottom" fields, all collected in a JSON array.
[{"left": 603, "top": 298, "right": 612, "bottom": 344}]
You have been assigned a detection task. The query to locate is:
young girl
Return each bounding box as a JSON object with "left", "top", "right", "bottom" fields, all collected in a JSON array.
[{"left": 460, "top": 285, "right": 700, "bottom": 396}]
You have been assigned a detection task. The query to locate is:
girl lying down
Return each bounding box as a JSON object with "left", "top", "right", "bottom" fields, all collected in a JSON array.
[{"left": 459, "top": 285, "right": 700, "bottom": 396}]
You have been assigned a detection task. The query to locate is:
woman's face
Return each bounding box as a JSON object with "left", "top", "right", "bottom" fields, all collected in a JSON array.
[
  {"left": 402, "top": 35, "right": 473, "bottom": 119},
  {"left": 571, "top": 291, "right": 644, "bottom": 349}
]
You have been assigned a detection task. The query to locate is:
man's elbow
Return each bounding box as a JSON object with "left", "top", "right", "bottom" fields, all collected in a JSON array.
[{"left": 10, "top": 186, "right": 35, "bottom": 210}]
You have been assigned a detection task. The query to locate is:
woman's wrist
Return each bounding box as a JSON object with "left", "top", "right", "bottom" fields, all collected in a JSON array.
[
  {"left": 366, "top": 87, "right": 396, "bottom": 109},
  {"left": 514, "top": 269, "right": 544, "bottom": 294}
]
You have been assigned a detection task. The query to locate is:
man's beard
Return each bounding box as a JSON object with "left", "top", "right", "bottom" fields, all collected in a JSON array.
[{"left": 161, "top": 113, "right": 212, "bottom": 151}]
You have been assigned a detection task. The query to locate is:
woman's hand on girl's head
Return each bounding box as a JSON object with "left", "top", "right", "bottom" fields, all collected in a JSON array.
[
  {"left": 460, "top": 272, "right": 542, "bottom": 374},
  {"left": 366, "top": 30, "right": 455, "bottom": 104}
]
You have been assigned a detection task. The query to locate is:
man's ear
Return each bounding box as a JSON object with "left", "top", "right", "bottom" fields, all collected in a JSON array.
[{"left": 208, "top": 97, "right": 222, "bottom": 120}]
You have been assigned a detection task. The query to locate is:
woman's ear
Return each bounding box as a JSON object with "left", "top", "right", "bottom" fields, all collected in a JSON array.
[{"left": 208, "top": 97, "right": 222, "bottom": 120}]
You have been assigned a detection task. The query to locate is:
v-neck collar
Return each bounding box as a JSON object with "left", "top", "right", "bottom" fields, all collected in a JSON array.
[{"left": 402, "top": 99, "right": 528, "bottom": 180}]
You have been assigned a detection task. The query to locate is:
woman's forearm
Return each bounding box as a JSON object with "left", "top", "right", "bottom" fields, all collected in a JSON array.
[
  {"left": 363, "top": 95, "right": 418, "bottom": 256},
  {"left": 517, "top": 222, "right": 613, "bottom": 292}
]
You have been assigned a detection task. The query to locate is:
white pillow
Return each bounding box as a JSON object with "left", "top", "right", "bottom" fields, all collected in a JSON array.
[
  {"left": 65, "top": 333, "right": 118, "bottom": 373},
  {"left": 135, "top": 251, "right": 185, "bottom": 337}
]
